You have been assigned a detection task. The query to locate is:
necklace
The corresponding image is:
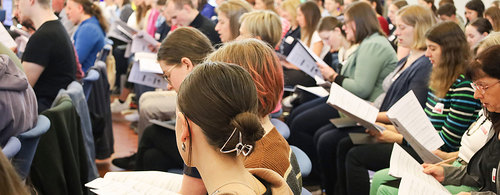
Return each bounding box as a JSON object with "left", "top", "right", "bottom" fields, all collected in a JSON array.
[
  {"left": 211, "top": 178, "right": 260, "bottom": 195},
  {"left": 466, "top": 112, "right": 488, "bottom": 136}
]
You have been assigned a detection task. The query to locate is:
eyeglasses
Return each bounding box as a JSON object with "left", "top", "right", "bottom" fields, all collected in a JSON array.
[
  {"left": 470, "top": 80, "right": 500, "bottom": 95},
  {"left": 163, "top": 64, "right": 179, "bottom": 84}
]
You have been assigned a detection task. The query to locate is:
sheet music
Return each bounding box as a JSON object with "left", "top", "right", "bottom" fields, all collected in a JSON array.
[
  {"left": 85, "top": 171, "right": 182, "bottom": 195},
  {"left": 296, "top": 85, "right": 329, "bottom": 97},
  {"left": 285, "top": 40, "right": 324, "bottom": 79},
  {"left": 128, "top": 62, "right": 168, "bottom": 89},
  {"left": 108, "top": 20, "right": 137, "bottom": 43},
  {"left": 135, "top": 52, "right": 163, "bottom": 74},
  {"left": 0, "top": 23, "right": 17, "bottom": 49},
  {"left": 389, "top": 144, "right": 450, "bottom": 195},
  {"left": 103, "top": 171, "right": 183, "bottom": 191},
  {"left": 387, "top": 91, "right": 444, "bottom": 163},
  {"left": 399, "top": 177, "right": 451, "bottom": 195},
  {"left": 326, "top": 82, "right": 385, "bottom": 131},
  {"left": 131, "top": 31, "right": 160, "bottom": 54}
]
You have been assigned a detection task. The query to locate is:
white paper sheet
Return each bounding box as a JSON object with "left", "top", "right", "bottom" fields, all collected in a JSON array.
[
  {"left": 135, "top": 52, "right": 163, "bottom": 74},
  {"left": 296, "top": 85, "right": 329, "bottom": 97},
  {"left": 387, "top": 91, "right": 444, "bottom": 163},
  {"left": 389, "top": 144, "right": 450, "bottom": 195},
  {"left": 128, "top": 62, "right": 167, "bottom": 89},
  {"left": 286, "top": 40, "right": 324, "bottom": 80},
  {"left": 326, "top": 82, "right": 385, "bottom": 131},
  {"left": 0, "top": 23, "right": 17, "bottom": 49},
  {"left": 86, "top": 171, "right": 182, "bottom": 195},
  {"left": 131, "top": 31, "right": 160, "bottom": 54}
]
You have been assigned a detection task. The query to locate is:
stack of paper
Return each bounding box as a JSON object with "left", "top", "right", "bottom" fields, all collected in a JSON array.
[
  {"left": 326, "top": 82, "right": 385, "bottom": 131},
  {"left": 86, "top": 171, "right": 183, "bottom": 195},
  {"left": 389, "top": 144, "right": 450, "bottom": 195},
  {"left": 387, "top": 91, "right": 444, "bottom": 163}
]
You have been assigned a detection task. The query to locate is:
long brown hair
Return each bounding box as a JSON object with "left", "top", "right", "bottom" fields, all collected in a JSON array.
[
  {"left": 70, "top": 0, "right": 109, "bottom": 32},
  {"left": 299, "top": 1, "right": 321, "bottom": 46},
  {"left": 0, "top": 150, "right": 30, "bottom": 195},
  {"left": 426, "top": 21, "right": 470, "bottom": 98},
  {"left": 136, "top": 3, "right": 151, "bottom": 26},
  {"left": 216, "top": 0, "right": 253, "bottom": 41},
  {"left": 344, "top": 1, "right": 384, "bottom": 43},
  {"left": 178, "top": 62, "right": 265, "bottom": 157},
  {"left": 485, "top": 6, "right": 500, "bottom": 32}
]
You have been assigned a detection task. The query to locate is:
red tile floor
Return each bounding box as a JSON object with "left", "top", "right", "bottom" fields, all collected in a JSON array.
[{"left": 96, "top": 112, "right": 138, "bottom": 177}]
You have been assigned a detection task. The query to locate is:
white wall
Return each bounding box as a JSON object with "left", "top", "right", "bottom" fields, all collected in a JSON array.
[{"left": 405, "top": 0, "right": 495, "bottom": 19}]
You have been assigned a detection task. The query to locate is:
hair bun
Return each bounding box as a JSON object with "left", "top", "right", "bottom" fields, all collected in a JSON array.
[{"left": 230, "top": 112, "right": 265, "bottom": 146}]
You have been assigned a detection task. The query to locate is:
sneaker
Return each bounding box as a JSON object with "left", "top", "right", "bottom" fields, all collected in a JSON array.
[
  {"left": 110, "top": 99, "right": 129, "bottom": 113},
  {"left": 112, "top": 153, "right": 137, "bottom": 170},
  {"left": 124, "top": 111, "right": 139, "bottom": 122}
]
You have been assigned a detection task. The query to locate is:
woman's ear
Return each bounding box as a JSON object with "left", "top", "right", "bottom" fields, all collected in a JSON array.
[
  {"left": 177, "top": 112, "right": 191, "bottom": 142},
  {"left": 181, "top": 57, "right": 194, "bottom": 72}
]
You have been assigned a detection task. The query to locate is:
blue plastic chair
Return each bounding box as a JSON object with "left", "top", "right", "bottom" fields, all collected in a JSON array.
[
  {"left": 14, "top": 115, "right": 51, "bottom": 179},
  {"left": 2, "top": 137, "right": 21, "bottom": 159},
  {"left": 270, "top": 118, "right": 290, "bottom": 139},
  {"left": 290, "top": 145, "right": 312, "bottom": 177},
  {"left": 301, "top": 187, "right": 312, "bottom": 195},
  {"left": 82, "top": 69, "right": 100, "bottom": 101}
]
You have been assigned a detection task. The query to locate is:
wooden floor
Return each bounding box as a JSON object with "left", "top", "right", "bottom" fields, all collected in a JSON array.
[{"left": 96, "top": 112, "right": 138, "bottom": 177}]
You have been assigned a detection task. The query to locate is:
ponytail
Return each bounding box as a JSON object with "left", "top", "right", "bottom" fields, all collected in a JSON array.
[
  {"left": 90, "top": 3, "right": 109, "bottom": 32},
  {"left": 72, "top": 0, "right": 109, "bottom": 32}
]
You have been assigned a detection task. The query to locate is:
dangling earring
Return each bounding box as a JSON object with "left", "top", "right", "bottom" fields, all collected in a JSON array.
[{"left": 182, "top": 142, "right": 186, "bottom": 152}]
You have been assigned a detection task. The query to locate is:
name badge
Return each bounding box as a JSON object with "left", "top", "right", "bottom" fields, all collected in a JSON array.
[
  {"left": 432, "top": 103, "right": 445, "bottom": 114},
  {"left": 481, "top": 125, "right": 488, "bottom": 135},
  {"left": 492, "top": 168, "right": 497, "bottom": 183},
  {"left": 285, "top": 36, "right": 295, "bottom": 44}
]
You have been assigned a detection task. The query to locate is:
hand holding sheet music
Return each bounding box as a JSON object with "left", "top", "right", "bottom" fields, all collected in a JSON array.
[
  {"left": 388, "top": 144, "right": 450, "bottom": 195},
  {"left": 326, "top": 82, "right": 385, "bottom": 131},
  {"left": 131, "top": 31, "right": 160, "bottom": 54},
  {"left": 387, "top": 91, "right": 444, "bottom": 163}
]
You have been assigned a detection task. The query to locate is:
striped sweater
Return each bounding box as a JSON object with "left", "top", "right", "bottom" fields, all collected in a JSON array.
[{"left": 424, "top": 75, "right": 482, "bottom": 152}]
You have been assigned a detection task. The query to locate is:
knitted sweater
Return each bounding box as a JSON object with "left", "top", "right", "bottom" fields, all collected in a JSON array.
[
  {"left": 245, "top": 128, "right": 302, "bottom": 194},
  {"left": 335, "top": 33, "right": 397, "bottom": 101},
  {"left": 424, "top": 75, "right": 482, "bottom": 152}
]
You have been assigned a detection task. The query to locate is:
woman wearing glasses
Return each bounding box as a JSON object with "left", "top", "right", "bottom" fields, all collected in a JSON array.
[{"left": 422, "top": 45, "right": 500, "bottom": 195}]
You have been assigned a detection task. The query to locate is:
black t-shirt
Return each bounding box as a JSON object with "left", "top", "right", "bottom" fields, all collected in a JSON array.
[
  {"left": 22, "top": 20, "right": 76, "bottom": 111},
  {"left": 189, "top": 13, "right": 221, "bottom": 47}
]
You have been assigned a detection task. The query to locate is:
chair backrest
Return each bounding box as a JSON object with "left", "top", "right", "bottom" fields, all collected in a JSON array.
[
  {"left": 82, "top": 69, "right": 100, "bottom": 101},
  {"left": 13, "top": 115, "right": 51, "bottom": 179},
  {"left": 290, "top": 145, "right": 312, "bottom": 177},
  {"left": 270, "top": 118, "right": 290, "bottom": 139},
  {"left": 2, "top": 137, "right": 21, "bottom": 159}
]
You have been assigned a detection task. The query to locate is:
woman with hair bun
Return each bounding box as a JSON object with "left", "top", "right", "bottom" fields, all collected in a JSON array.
[
  {"left": 176, "top": 62, "right": 292, "bottom": 194},
  {"left": 66, "top": 0, "right": 107, "bottom": 73}
]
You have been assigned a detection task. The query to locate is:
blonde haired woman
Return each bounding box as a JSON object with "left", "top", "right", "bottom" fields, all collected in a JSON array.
[{"left": 238, "top": 10, "right": 282, "bottom": 47}]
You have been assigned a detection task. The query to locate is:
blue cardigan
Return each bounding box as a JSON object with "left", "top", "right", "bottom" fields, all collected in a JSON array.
[
  {"left": 73, "top": 16, "right": 105, "bottom": 73},
  {"left": 379, "top": 55, "right": 432, "bottom": 111}
]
